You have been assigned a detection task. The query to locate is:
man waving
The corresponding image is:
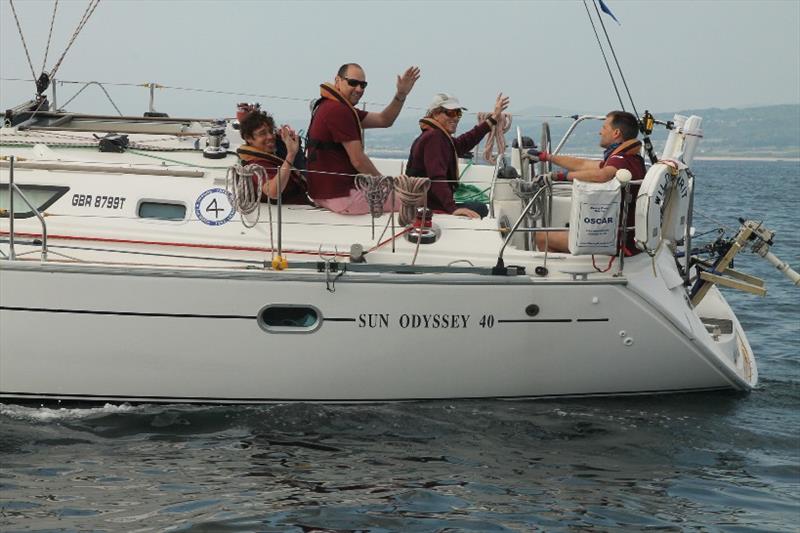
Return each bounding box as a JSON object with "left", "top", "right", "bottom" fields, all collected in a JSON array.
[{"left": 306, "top": 63, "right": 420, "bottom": 214}]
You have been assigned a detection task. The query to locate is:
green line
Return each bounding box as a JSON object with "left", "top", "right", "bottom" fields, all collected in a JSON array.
[{"left": 127, "top": 149, "right": 230, "bottom": 170}]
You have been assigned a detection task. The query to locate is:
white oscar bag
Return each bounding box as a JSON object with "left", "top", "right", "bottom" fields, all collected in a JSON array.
[{"left": 568, "top": 178, "right": 622, "bottom": 256}]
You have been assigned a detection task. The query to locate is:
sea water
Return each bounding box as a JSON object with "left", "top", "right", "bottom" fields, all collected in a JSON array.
[{"left": 1, "top": 159, "right": 798, "bottom": 532}]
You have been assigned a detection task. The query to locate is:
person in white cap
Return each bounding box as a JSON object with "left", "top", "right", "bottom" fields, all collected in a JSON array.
[{"left": 405, "top": 92, "right": 509, "bottom": 218}]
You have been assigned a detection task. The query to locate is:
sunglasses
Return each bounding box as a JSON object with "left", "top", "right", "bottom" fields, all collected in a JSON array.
[
  {"left": 440, "top": 108, "right": 463, "bottom": 118},
  {"left": 343, "top": 77, "right": 368, "bottom": 89}
]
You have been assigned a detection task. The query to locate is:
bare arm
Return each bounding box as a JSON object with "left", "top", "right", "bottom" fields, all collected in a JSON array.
[
  {"left": 361, "top": 66, "right": 420, "bottom": 129},
  {"left": 342, "top": 139, "right": 381, "bottom": 176},
  {"left": 549, "top": 154, "right": 601, "bottom": 171}
]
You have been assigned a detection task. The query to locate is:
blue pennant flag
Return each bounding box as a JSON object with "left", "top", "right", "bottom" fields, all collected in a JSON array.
[{"left": 597, "top": 0, "right": 621, "bottom": 25}]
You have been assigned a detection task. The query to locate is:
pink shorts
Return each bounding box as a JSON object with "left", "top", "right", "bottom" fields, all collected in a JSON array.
[{"left": 314, "top": 188, "right": 402, "bottom": 215}]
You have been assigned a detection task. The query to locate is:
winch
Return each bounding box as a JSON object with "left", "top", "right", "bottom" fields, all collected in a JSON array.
[
  {"left": 406, "top": 207, "right": 439, "bottom": 245},
  {"left": 201, "top": 120, "right": 229, "bottom": 159}
]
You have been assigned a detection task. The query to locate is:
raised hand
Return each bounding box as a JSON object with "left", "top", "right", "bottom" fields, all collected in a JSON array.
[
  {"left": 279, "top": 125, "right": 299, "bottom": 162},
  {"left": 396, "top": 66, "right": 421, "bottom": 98},
  {"left": 492, "top": 93, "right": 510, "bottom": 121}
]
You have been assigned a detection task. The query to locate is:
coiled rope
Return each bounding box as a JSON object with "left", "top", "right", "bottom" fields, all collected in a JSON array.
[
  {"left": 354, "top": 174, "right": 393, "bottom": 219},
  {"left": 393, "top": 175, "right": 431, "bottom": 227},
  {"left": 477, "top": 112, "right": 512, "bottom": 164},
  {"left": 226, "top": 163, "right": 266, "bottom": 229}
]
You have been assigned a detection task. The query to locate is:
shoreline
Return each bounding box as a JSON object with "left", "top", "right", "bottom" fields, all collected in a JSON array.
[
  {"left": 368, "top": 148, "right": 800, "bottom": 163},
  {"left": 694, "top": 156, "right": 800, "bottom": 162}
]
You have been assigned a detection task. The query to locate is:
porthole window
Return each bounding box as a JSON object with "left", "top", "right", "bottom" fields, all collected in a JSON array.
[
  {"left": 258, "top": 305, "right": 321, "bottom": 334},
  {"left": 138, "top": 201, "right": 186, "bottom": 220},
  {"left": 0, "top": 185, "right": 69, "bottom": 218}
]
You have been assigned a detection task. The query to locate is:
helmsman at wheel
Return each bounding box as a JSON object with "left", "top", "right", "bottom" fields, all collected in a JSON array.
[{"left": 531, "top": 110, "right": 646, "bottom": 254}]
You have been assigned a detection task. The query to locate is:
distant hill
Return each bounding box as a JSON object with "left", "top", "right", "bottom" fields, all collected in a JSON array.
[{"left": 365, "top": 104, "right": 800, "bottom": 159}]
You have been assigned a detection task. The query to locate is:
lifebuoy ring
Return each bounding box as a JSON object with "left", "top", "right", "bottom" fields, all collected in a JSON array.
[{"left": 634, "top": 161, "right": 691, "bottom": 251}]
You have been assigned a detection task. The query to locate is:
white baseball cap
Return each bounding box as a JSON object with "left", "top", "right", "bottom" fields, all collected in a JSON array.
[{"left": 428, "top": 93, "right": 467, "bottom": 113}]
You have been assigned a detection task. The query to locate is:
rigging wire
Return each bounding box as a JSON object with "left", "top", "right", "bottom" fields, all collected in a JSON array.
[
  {"left": 48, "top": 0, "right": 100, "bottom": 80},
  {"left": 41, "top": 0, "right": 59, "bottom": 74},
  {"left": 1, "top": 77, "right": 565, "bottom": 121},
  {"left": 7, "top": 0, "right": 38, "bottom": 87},
  {"left": 591, "top": 0, "right": 639, "bottom": 118},
  {"left": 582, "top": 0, "right": 625, "bottom": 111},
  {"left": 59, "top": 80, "right": 123, "bottom": 115}
]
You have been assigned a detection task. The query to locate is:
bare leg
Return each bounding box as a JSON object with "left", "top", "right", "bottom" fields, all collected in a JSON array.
[{"left": 535, "top": 231, "right": 570, "bottom": 253}]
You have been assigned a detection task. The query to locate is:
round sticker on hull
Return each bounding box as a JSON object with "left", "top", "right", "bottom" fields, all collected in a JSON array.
[{"left": 195, "top": 188, "right": 235, "bottom": 226}]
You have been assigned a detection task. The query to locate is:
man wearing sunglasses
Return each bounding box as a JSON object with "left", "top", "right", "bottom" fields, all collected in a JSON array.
[
  {"left": 306, "top": 63, "right": 420, "bottom": 214},
  {"left": 406, "top": 92, "right": 510, "bottom": 218}
]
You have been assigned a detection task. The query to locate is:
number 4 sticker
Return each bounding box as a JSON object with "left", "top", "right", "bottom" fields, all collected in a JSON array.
[{"left": 195, "top": 188, "right": 235, "bottom": 226}]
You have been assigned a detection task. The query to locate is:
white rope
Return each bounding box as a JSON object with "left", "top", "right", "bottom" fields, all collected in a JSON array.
[
  {"left": 226, "top": 163, "right": 266, "bottom": 229},
  {"left": 477, "top": 112, "right": 512, "bottom": 164}
]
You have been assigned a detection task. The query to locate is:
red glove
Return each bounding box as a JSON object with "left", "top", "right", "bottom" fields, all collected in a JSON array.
[{"left": 528, "top": 149, "right": 550, "bottom": 162}]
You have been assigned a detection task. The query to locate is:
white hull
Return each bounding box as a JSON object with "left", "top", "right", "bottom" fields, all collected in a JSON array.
[
  {"left": 0, "top": 119, "right": 759, "bottom": 403},
  {"left": 0, "top": 256, "right": 755, "bottom": 403}
]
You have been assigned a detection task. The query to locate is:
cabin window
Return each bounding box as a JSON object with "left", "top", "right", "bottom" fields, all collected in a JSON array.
[
  {"left": 137, "top": 201, "right": 186, "bottom": 220},
  {"left": 0, "top": 185, "right": 69, "bottom": 218},
  {"left": 258, "top": 305, "right": 321, "bottom": 333}
]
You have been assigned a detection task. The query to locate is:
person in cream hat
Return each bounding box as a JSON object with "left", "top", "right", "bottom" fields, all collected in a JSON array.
[
  {"left": 427, "top": 93, "right": 467, "bottom": 113},
  {"left": 406, "top": 92, "right": 509, "bottom": 218}
]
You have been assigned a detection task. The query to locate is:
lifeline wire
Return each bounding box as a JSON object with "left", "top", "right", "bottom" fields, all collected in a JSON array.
[{"left": 2, "top": 76, "right": 580, "bottom": 122}]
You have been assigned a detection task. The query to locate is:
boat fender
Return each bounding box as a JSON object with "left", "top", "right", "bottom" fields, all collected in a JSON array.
[
  {"left": 678, "top": 116, "right": 704, "bottom": 167},
  {"left": 660, "top": 115, "right": 703, "bottom": 166},
  {"left": 634, "top": 161, "right": 691, "bottom": 251},
  {"left": 660, "top": 115, "right": 687, "bottom": 159}
]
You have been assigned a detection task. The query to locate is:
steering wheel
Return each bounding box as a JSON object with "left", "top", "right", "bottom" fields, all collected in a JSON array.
[
  {"left": 539, "top": 122, "right": 552, "bottom": 176},
  {"left": 515, "top": 126, "right": 530, "bottom": 181}
]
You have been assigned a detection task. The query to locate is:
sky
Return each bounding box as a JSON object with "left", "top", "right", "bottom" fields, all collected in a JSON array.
[{"left": 1, "top": 0, "right": 799, "bottom": 124}]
